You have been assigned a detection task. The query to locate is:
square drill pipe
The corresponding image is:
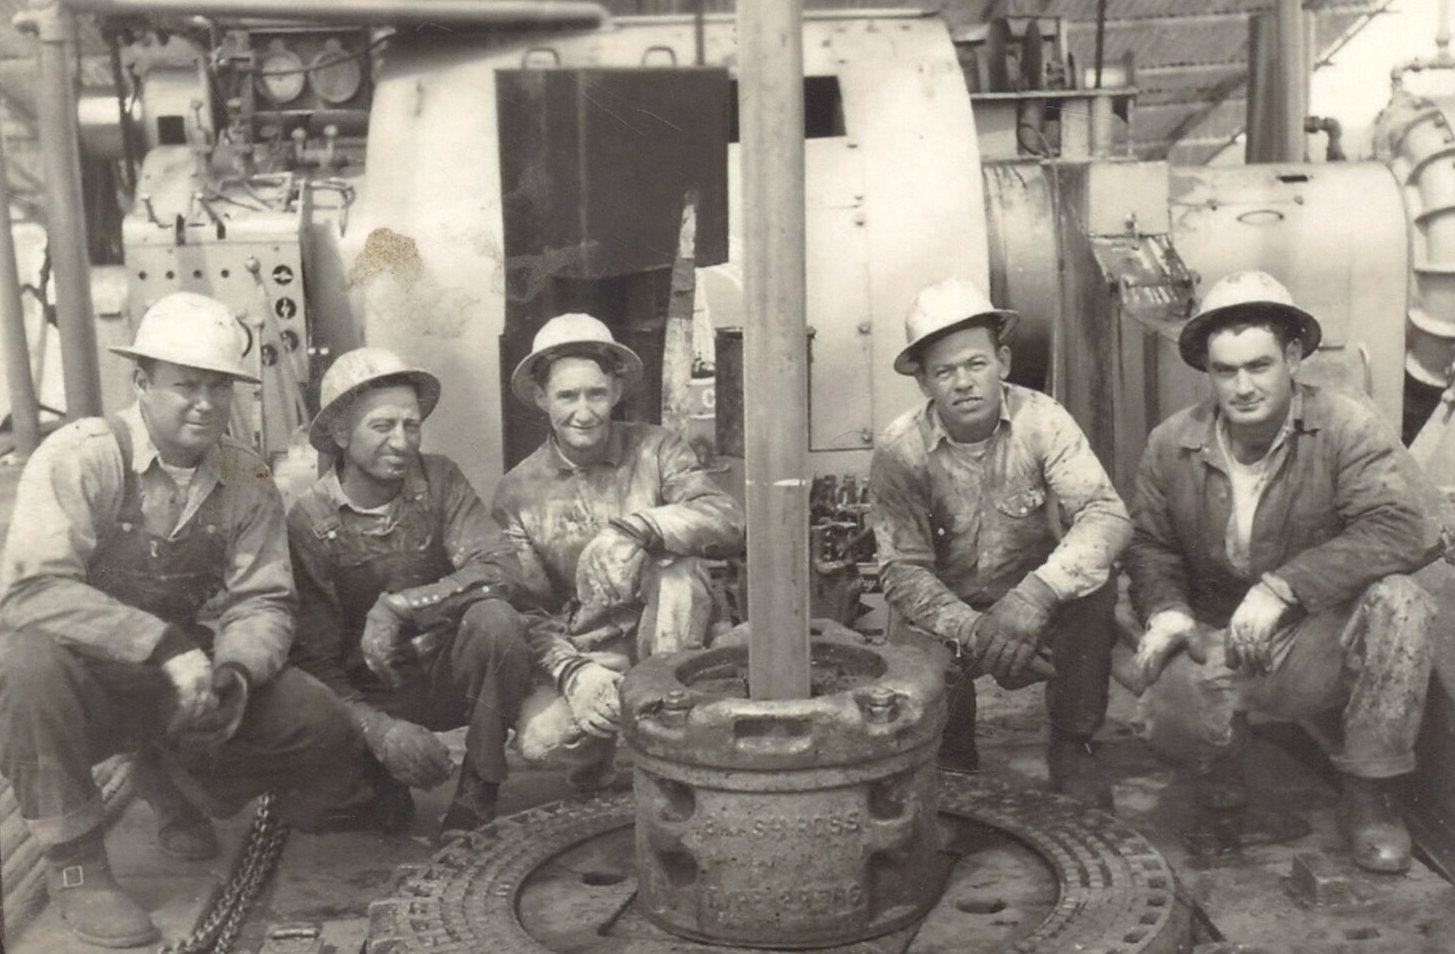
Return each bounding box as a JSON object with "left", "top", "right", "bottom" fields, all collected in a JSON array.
[{"left": 739, "top": 0, "right": 811, "bottom": 700}]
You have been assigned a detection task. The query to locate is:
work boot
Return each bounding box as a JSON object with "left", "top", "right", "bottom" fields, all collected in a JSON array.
[
  {"left": 1193, "top": 749, "right": 1250, "bottom": 812},
  {"left": 45, "top": 831, "right": 160, "bottom": 949},
  {"left": 1339, "top": 775, "right": 1411, "bottom": 873},
  {"left": 1047, "top": 728, "right": 1115, "bottom": 812},
  {"left": 438, "top": 764, "right": 499, "bottom": 844},
  {"left": 133, "top": 750, "right": 218, "bottom": 861}
]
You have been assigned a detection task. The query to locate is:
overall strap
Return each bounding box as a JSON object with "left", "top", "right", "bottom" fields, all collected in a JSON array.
[{"left": 102, "top": 414, "right": 142, "bottom": 521}]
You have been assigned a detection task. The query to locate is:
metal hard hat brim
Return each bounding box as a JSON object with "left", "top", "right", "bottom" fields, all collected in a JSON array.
[
  {"left": 1177, "top": 302, "right": 1321, "bottom": 371},
  {"left": 510, "top": 341, "right": 644, "bottom": 407},
  {"left": 109, "top": 344, "right": 262, "bottom": 384},
  {"left": 307, "top": 369, "right": 442, "bottom": 454},
  {"left": 892, "top": 310, "right": 1019, "bottom": 376}
]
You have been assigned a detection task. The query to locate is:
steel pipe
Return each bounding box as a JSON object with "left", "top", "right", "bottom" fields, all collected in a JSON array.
[
  {"left": 738, "top": 0, "right": 810, "bottom": 701},
  {"left": 30, "top": 5, "right": 100, "bottom": 420},
  {"left": 57, "top": 0, "right": 608, "bottom": 27},
  {"left": 1276, "top": 0, "right": 1307, "bottom": 162},
  {"left": 0, "top": 132, "right": 40, "bottom": 459}
]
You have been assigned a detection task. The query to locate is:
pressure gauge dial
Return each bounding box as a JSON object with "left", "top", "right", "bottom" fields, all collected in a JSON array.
[
  {"left": 256, "top": 40, "right": 305, "bottom": 106},
  {"left": 309, "top": 38, "right": 363, "bottom": 105}
]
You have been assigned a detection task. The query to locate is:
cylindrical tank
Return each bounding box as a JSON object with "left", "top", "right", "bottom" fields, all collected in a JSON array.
[
  {"left": 620, "top": 623, "right": 945, "bottom": 949},
  {"left": 1374, "top": 89, "right": 1455, "bottom": 393}
]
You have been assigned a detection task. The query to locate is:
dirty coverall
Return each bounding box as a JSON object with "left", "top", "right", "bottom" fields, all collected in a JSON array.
[
  {"left": 490, "top": 421, "right": 744, "bottom": 768},
  {"left": 869, "top": 385, "right": 1132, "bottom": 756},
  {"left": 288, "top": 455, "right": 532, "bottom": 789},
  {"left": 1128, "top": 385, "right": 1441, "bottom": 777},
  {"left": 0, "top": 407, "right": 364, "bottom": 849}
]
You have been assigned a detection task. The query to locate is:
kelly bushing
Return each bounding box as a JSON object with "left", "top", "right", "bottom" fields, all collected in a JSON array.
[{"left": 618, "top": 623, "right": 946, "bottom": 949}]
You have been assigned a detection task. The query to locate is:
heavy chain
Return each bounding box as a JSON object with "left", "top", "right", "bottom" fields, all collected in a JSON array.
[{"left": 156, "top": 793, "right": 291, "bottom": 954}]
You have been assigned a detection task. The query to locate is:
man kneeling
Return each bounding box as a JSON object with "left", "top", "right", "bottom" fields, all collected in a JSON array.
[
  {"left": 289, "top": 348, "right": 532, "bottom": 841},
  {"left": 0, "top": 294, "right": 365, "bottom": 947},
  {"left": 1129, "top": 271, "right": 1442, "bottom": 873},
  {"left": 491, "top": 313, "right": 744, "bottom": 783}
]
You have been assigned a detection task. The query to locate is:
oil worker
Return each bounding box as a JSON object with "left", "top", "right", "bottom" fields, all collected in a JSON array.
[
  {"left": 1128, "top": 271, "right": 1441, "bottom": 873},
  {"left": 287, "top": 347, "right": 532, "bottom": 841},
  {"left": 869, "top": 277, "right": 1131, "bottom": 811},
  {"left": 491, "top": 313, "right": 744, "bottom": 785},
  {"left": 0, "top": 293, "right": 364, "bottom": 949}
]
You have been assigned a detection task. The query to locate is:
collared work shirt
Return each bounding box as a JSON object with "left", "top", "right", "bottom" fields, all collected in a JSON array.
[
  {"left": 0, "top": 403, "right": 295, "bottom": 683},
  {"left": 490, "top": 421, "right": 744, "bottom": 676},
  {"left": 287, "top": 454, "right": 521, "bottom": 703},
  {"left": 869, "top": 385, "right": 1132, "bottom": 640},
  {"left": 1127, "top": 384, "right": 1443, "bottom": 628}
]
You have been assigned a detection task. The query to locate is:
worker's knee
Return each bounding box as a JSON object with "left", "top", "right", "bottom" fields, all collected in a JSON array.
[
  {"left": 455, "top": 598, "right": 530, "bottom": 670},
  {"left": 1361, "top": 574, "right": 1436, "bottom": 626},
  {"left": 0, "top": 630, "right": 80, "bottom": 712},
  {"left": 513, "top": 685, "right": 615, "bottom": 767}
]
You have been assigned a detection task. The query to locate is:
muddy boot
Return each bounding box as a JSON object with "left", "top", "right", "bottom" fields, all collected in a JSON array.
[
  {"left": 1339, "top": 775, "right": 1411, "bottom": 873},
  {"left": 937, "top": 672, "right": 979, "bottom": 774},
  {"left": 1048, "top": 728, "right": 1114, "bottom": 812},
  {"left": 438, "top": 764, "right": 499, "bottom": 843},
  {"left": 45, "top": 831, "right": 160, "bottom": 948},
  {"left": 133, "top": 752, "right": 218, "bottom": 861}
]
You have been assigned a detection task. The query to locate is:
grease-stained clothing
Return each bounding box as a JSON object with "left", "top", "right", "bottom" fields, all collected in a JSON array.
[
  {"left": 0, "top": 407, "right": 360, "bottom": 847},
  {"left": 287, "top": 455, "right": 531, "bottom": 783},
  {"left": 491, "top": 421, "right": 744, "bottom": 680},
  {"left": 1127, "top": 385, "right": 1442, "bottom": 778},
  {"left": 869, "top": 385, "right": 1132, "bottom": 641},
  {"left": 0, "top": 404, "right": 295, "bottom": 683},
  {"left": 1126, "top": 385, "right": 1442, "bottom": 627}
]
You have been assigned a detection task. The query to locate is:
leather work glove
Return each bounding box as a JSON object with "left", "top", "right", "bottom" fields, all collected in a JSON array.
[
  {"left": 575, "top": 526, "right": 649, "bottom": 610},
  {"left": 1131, "top": 609, "right": 1204, "bottom": 693},
  {"left": 562, "top": 661, "right": 623, "bottom": 739},
  {"left": 174, "top": 664, "right": 249, "bottom": 754},
  {"left": 376, "top": 718, "right": 455, "bottom": 790},
  {"left": 983, "top": 574, "right": 1059, "bottom": 645},
  {"left": 361, "top": 595, "right": 409, "bottom": 689},
  {"left": 1225, "top": 581, "right": 1293, "bottom": 677},
  {"left": 162, "top": 647, "right": 217, "bottom": 734}
]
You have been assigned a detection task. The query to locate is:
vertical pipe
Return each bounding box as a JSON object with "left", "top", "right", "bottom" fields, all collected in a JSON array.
[
  {"left": 1090, "top": 92, "right": 1114, "bottom": 157},
  {"left": 738, "top": 0, "right": 810, "bottom": 701},
  {"left": 1276, "top": 0, "right": 1307, "bottom": 162},
  {"left": 1438, "top": 0, "right": 1451, "bottom": 57},
  {"left": 33, "top": 5, "right": 101, "bottom": 420},
  {"left": 0, "top": 135, "right": 41, "bottom": 459},
  {"left": 1093, "top": 0, "right": 1107, "bottom": 89}
]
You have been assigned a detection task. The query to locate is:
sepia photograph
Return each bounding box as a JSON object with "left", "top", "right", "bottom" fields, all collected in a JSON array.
[{"left": 0, "top": 0, "right": 1452, "bottom": 951}]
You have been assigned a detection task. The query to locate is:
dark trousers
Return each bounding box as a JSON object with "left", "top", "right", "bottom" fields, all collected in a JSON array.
[
  {"left": 0, "top": 628, "right": 367, "bottom": 849},
  {"left": 888, "top": 581, "right": 1117, "bottom": 752},
  {"left": 360, "top": 599, "right": 532, "bottom": 784}
]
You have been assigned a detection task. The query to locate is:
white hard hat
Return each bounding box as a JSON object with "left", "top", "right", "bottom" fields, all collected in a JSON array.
[
  {"left": 509, "top": 312, "right": 644, "bottom": 406},
  {"left": 111, "top": 292, "right": 259, "bottom": 382},
  {"left": 308, "top": 347, "right": 441, "bottom": 454},
  {"left": 1178, "top": 270, "right": 1321, "bottom": 371},
  {"left": 894, "top": 277, "right": 1018, "bottom": 375}
]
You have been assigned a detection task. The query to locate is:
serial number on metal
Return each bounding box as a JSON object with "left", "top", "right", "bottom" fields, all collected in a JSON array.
[
  {"left": 703, "top": 882, "right": 868, "bottom": 916},
  {"left": 697, "top": 810, "right": 864, "bottom": 839}
]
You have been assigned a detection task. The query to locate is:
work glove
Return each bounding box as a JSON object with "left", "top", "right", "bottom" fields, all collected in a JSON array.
[
  {"left": 1131, "top": 609, "right": 1204, "bottom": 693},
  {"left": 361, "top": 595, "right": 409, "bottom": 689},
  {"left": 375, "top": 718, "right": 455, "bottom": 790},
  {"left": 162, "top": 647, "right": 217, "bottom": 735},
  {"left": 1225, "top": 581, "right": 1293, "bottom": 676},
  {"left": 983, "top": 574, "right": 1059, "bottom": 644},
  {"left": 575, "top": 526, "right": 649, "bottom": 610},
  {"left": 174, "top": 664, "right": 249, "bottom": 754},
  {"left": 562, "top": 661, "right": 623, "bottom": 739}
]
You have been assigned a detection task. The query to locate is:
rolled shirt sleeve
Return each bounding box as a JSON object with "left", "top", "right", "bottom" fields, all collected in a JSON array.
[{"left": 1032, "top": 400, "right": 1132, "bottom": 601}]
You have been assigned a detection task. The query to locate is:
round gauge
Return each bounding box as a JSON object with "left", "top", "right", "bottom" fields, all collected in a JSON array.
[
  {"left": 309, "top": 39, "right": 362, "bottom": 105},
  {"left": 256, "top": 40, "right": 305, "bottom": 106}
]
